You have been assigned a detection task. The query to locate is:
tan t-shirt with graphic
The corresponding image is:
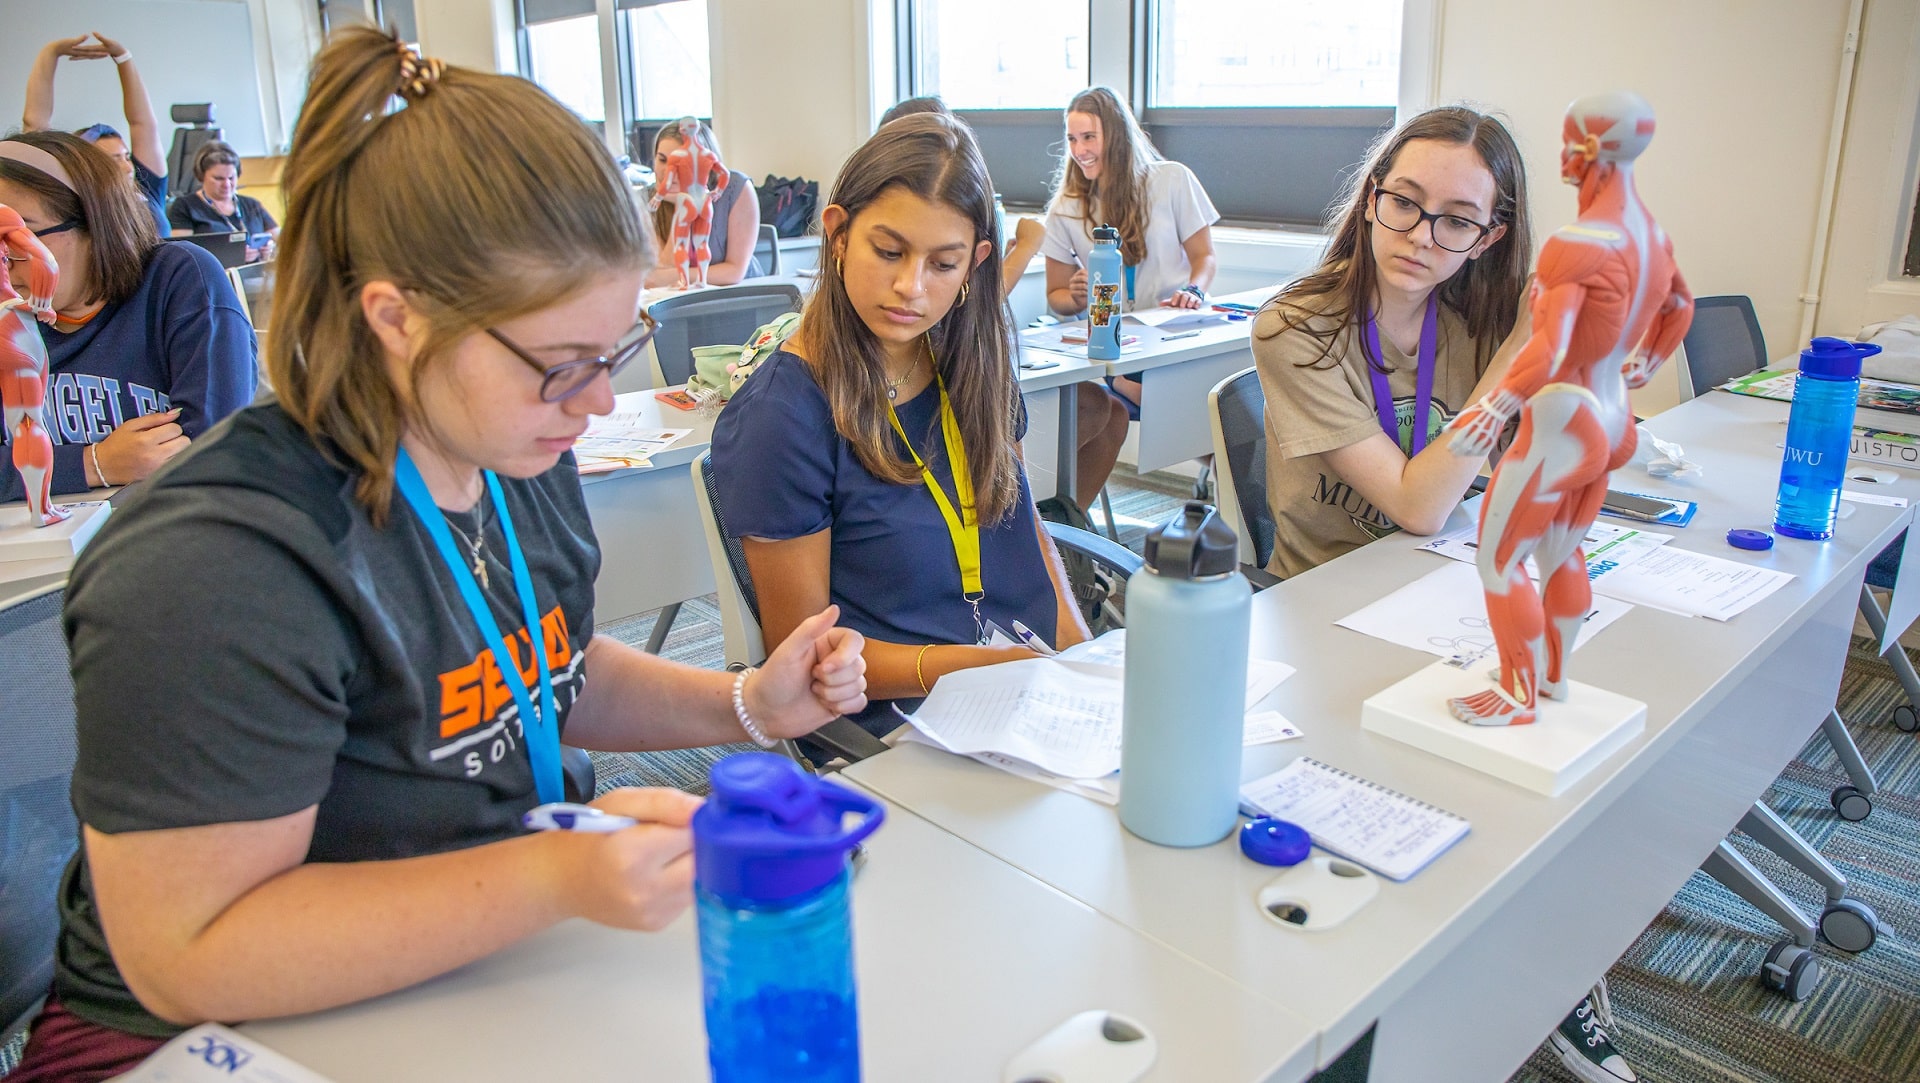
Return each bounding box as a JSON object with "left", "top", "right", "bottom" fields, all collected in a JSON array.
[{"left": 1251, "top": 292, "right": 1486, "bottom": 580}]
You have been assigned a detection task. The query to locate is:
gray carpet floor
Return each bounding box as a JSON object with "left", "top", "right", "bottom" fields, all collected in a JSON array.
[{"left": 8, "top": 464, "right": 1917, "bottom": 1081}]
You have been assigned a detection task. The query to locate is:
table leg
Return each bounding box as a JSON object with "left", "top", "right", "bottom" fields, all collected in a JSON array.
[
  {"left": 645, "top": 602, "right": 681, "bottom": 654},
  {"left": 1057, "top": 382, "right": 1079, "bottom": 505}
]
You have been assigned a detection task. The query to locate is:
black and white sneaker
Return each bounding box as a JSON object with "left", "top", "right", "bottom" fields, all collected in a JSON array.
[{"left": 1548, "top": 988, "right": 1637, "bottom": 1083}]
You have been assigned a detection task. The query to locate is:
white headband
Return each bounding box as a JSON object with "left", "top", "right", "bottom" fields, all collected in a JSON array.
[{"left": 0, "top": 141, "right": 78, "bottom": 195}]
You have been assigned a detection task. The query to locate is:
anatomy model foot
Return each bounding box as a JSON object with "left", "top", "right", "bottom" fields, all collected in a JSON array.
[{"left": 1448, "top": 686, "right": 1536, "bottom": 727}]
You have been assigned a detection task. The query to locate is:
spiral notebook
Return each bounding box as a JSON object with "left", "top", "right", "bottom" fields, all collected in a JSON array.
[{"left": 1239, "top": 757, "right": 1471, "bottom": 882}]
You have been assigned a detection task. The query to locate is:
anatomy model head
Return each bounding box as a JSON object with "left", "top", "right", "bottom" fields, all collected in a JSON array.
[{"left": 1560, "top": 90, "right": 1656, "bottom": 187}]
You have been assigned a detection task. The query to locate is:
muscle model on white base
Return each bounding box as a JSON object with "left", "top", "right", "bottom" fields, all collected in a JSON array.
[
  {"left": 653, "top": 117, "right": 730, "bottom": 289},
  {"left": 0, "top": 201, "right": 67, "bottom": 527},
  {"left": 1444, "top": 92, "right": 1693, "bottom": 726}
]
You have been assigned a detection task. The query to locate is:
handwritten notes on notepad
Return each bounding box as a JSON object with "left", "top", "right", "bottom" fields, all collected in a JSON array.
[{"left": 1240, "top": 758, "right": 1470, "bottom": 882}]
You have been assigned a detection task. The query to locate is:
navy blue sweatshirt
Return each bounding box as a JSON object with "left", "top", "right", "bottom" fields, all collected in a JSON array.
[{"left": 1, "top": 241, "right": 257, "bottom": 499}]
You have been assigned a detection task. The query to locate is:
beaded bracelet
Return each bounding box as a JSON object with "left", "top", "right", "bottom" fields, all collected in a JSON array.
[
  {"left": 731, "top": 667, "right": 775, "bottom": 748},
  {"left": 88, "top": 443, "right": 113, "bottom": 487}
]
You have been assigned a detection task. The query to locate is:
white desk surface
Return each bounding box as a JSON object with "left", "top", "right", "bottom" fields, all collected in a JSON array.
[
  {"left": 844, "top": 388, "right": 1914, "bottom": 1078},
  {"left": 575, "top": 389, "right": 718, "bottom": 623},
  {"left": 244, "top": 791, "right": 1319, "bottom": 1083}
]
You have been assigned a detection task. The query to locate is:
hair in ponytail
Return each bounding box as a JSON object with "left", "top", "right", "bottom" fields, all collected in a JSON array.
[{"left": 268, "top": 26, "right": 646, "bottom": 521}]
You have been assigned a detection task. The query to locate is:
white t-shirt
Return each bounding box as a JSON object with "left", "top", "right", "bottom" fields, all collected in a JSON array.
[{"left": 1041, "top": 159, "right": 1220, "bottom": 312}]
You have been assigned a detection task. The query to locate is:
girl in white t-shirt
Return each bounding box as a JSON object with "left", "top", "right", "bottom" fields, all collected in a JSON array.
[{"left": 1041, "top": 86, "right": 1219, "bottom": 508}]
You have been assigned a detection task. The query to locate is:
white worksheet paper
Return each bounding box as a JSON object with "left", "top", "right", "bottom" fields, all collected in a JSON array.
[
  {"left": 1585, "top": 547, "right": 1795, "bottom": 621},
  {"left": 904, "top": 659, "right": 1124, "bottom": 779},
  {"left": 1337, "top": 562, "right": 1631, "bottom": 667},
  {"left": 1417, "top": 519, "right": 1672, "bottom": 576},
  {"left": 1057, "top": 629, "right": 1296, "bottom": 709},
  {"left": 572, "top": 417, "right": 691, "bottom": 473}
]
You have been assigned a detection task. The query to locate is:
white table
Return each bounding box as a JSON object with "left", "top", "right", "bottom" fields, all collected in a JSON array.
[
  {"left": 244, "top": 791, "right": 1320, "bottom": 1082},
  {"left": 844, "top": 389, "right": 1915, "bottom": 1080},
  {"left": 578, "top": 390, "right": 717, "bottom": 632}
]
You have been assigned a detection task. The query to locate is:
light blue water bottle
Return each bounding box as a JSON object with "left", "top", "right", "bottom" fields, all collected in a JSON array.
[
  {"left": 1087, "top": 225, "right": 1124, "bottom": 361},
  {"left": 1119, "top": 502, "right": 1250, "bottom": 847},
  {"left": 992, "top": 192, "right": 1009, "bottom": 256},
  {"left": 1774, "top": 337, "right": 1883, "bottom": 540},
  {"left": 693, "top": 753, "right": 885, "bottom": 1083}
]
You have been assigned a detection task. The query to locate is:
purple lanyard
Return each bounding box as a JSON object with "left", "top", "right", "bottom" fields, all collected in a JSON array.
[{"left": 1365, "top": 293, "right": 1440, "bottom": 456}]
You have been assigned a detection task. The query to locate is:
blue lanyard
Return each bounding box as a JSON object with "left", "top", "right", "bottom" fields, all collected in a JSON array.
[
  {"left": 1123, "top": 263, "right": 1136, "bottom": 309},
  {"left": 394, "top": 449, "right": 562, "bottom": 804},
  {"left": 1365, "top": 293, "right": 1440, "bottom": 456}
]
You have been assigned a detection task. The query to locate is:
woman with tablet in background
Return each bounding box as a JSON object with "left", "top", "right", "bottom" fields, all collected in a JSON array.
[
  {"left": 168, "top": 141, "right": 278, "bottom": 263},
  {"left": 712, "top": 112, "right": 1088, "bottom": 739},
  {"left": 4, "top": 28, "right": 865, "bottom": 1082},
  {"left": 1041, "top": 86, "right": 1219, "bottom": 509}
]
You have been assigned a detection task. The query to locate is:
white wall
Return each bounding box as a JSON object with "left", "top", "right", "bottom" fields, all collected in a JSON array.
[
  {"left": 1815, "top": 0, "right": 1920, "bottom": 340},
  {"left": 0, "top": 0, "right": 271, "bottom": 156},
  {"left": 1433, "top": 0, "right": 1851, "bottom": 375},
  {"left": 708, "top": 0, "right": 879, "bottom": 186}
]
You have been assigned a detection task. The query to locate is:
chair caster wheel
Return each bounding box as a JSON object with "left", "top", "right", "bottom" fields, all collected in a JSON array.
[
  {"left": 1761, "top": 940, "right": 1821, "bottom": 1000},
  {"left": 1893, "top": 704, "right": 1919, "bottom": 733},
  {"left": 1831, "top": 784, "right": 1873, "bottom": 822},
  {"left": 1819, "top": 899, "right": 1884, "bottom": 953}
]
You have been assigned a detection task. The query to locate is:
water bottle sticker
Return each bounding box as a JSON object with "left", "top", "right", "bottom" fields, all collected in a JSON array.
[{"left": 1090, "top": 283, "right": 1119, "bottom": 327}]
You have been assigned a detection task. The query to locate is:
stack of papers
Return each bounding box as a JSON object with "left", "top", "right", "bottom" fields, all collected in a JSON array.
[
  {"left": 1411, "top": 518, "right": 1795, "bottom": 622},
  {"left": 572, "top": 416, "right": 691, "bottom": 474},
  {"left": 1337, "top": 562, "right": 1632, "bottom": 668},
  {"left": 899, "top": 633, "right": 1299, "bottom": 804}
]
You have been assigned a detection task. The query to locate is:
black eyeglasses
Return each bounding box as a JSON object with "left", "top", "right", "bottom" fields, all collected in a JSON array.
[
  {"left": 487, "top": 312, "right": 659, "bottom": 403},
  {"left": 1370, "top": 188, "right": 1495, "bottom": 254},
  {"left": 32, "top": 219, "right": 80, "bottom": 238}
]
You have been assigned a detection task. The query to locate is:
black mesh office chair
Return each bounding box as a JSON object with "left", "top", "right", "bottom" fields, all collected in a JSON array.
[
  {"left": 165, "top": 104, "right": 222, "bottom": 199},
  {"left": 0, "top": 583, "right": 79, "bottom": 1049},
  {"left": 1207, "top": 366, "right": 1281, "bottom": 587},
  {"left": 751, "top": 224, "right": 781, "bottom": 277},
  {"left": 691, "top": 452, "right": 1141, "bottom": 768},
  {"left": 649, "top": 283, "right": 804, "bottom": 387},
  {"left": 1681, "top": 294, "right": 1768, "bottom": 399}
]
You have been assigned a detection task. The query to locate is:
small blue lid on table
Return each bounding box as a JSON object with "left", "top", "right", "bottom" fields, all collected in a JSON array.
[
  {"left": 1240, "top": 817, "right": 1312, "bottom": 866},
  {"left": 1727, "top": 528, "right": 1774, "bottom": 551}
]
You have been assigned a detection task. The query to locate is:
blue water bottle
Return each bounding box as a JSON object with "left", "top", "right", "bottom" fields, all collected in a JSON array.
[
  {"left": 1119, "top": 503, "right": 1251, "bottom": 846},
  {"left": 693, "top": 753, "right": 885, "bottom": 1083},
  {"left": 1774, "top": 337, "right": 1883, "bottom": 540},
  {"left": 992, "top": 192, "right": 1009, "bottom": 256},
  {"left": 1086, "top": 225, "right": 1124, "bottom": 361}
]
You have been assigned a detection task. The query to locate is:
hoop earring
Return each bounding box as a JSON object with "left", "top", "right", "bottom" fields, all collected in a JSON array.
[
  {"left": 835, "top": 256, "right": 843, "bottom": 278},
  {"left": 959, "top": 280, "right": 971, "bottom": 305}
]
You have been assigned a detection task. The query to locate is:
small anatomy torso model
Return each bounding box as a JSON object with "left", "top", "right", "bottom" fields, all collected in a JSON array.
[
  {"left": 0, "top": 202, "right": 66, "bottom": 527},
  {"left": 1443, "top": 91, "right": 1693, "bottom": 726},
  {"left": 656, "top": 119, "right": 731, "bottom": 289}
]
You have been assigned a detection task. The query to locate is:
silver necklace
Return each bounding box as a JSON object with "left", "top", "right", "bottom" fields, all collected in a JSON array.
[{"left": 443, "top": 496, "right": 491, "bottom": 589}]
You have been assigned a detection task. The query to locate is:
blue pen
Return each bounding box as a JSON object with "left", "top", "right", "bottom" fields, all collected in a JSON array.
[
  {"left": 523, "top": 802, "right": 637, "bottom": 833},
  {"left": 1010, "top": 619, "right": 1059, "bottom": 657}
]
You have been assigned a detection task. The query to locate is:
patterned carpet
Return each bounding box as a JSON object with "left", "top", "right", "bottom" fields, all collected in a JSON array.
[{"left": 8, "top": 466, "right": 1917, "bottom": 1081}]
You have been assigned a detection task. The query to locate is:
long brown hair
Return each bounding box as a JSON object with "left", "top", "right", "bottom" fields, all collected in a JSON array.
[
  {"left": 801, "top": 112, "right": 1022, "bottom": 524},
  {"left": 0, "top": 131, "right": 158, "bottom": 306},
  {"left": 1048, "top": 86, "right": 1163, "bottom": 267},
  {"left": 1263, "top": 105, "right": 1531, "bottom": 372},
  {"left": 268, "top": 26, "right": 646, "bottom": 521}
]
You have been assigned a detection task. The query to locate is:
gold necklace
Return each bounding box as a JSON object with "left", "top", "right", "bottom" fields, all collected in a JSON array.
[{"left": 885, "top": 339, "right": 935, "bottom": 401}]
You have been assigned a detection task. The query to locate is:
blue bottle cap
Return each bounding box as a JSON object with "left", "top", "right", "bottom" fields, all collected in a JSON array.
[
  {"left": 692, "top": 753, "right": 885, "bottom": 906},
  {"left": 1240, "top": 817, "right": 1312, "bottom": 866},
  {"left": 1798, "top": 337, "right": 1882, "bottom": 380},
  {"left": 1727, "top": 528, "right": 1774, "bottom": 551}
]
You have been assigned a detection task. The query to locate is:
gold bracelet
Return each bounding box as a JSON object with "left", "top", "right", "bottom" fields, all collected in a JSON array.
[{"left": 915, "top": 643, "right": 935, "bottom": 695}]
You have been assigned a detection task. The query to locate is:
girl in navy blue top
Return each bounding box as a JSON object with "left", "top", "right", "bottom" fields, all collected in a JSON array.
[
  {"left": 713, "top": 113, "right": 1088, "bottom": 734},
  {"left": 0, "top": 131, "right": 256, "bottom": 500}
]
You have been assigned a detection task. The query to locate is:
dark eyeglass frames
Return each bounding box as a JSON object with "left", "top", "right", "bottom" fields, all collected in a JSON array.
[
  {"left": 487, "top": 311, "right": 659, "bottom": 403},
  {"left": 31, "top": 219, "right": 80, "bottom": 238},
  {"left": 1370, "top": 188, "right": 1496, "bottom": 254}
]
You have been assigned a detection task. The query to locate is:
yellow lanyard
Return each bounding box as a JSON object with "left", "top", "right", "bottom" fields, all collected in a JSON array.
[{"left": 886, "top": 369, "right": 986, "bottom": 636}]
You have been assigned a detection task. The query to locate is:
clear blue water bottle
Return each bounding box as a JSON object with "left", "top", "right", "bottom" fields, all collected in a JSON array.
[
  {"left": 1087, "top": 225, "right": 1124, "bottom": 361},
  {"left": 694, "top": 753, "right": 885, "bottom": 1083},
  {"left": 1119, "top": 503, "right": 1250, "bottom": 847},
  {"left": 992, "top": 192, "right": 1008, "bottom": 256},
  {"left": 1774, "top": 337, "right": 1883, "bottom": 540}
]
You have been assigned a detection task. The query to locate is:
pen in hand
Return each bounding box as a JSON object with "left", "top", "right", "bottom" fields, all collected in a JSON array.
[
  {"left": 1011, "top": 619, "right": 1058, "bottom": 657},
  {"left": 523, "top": 802, "right": 637, "bottom": 833}
]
